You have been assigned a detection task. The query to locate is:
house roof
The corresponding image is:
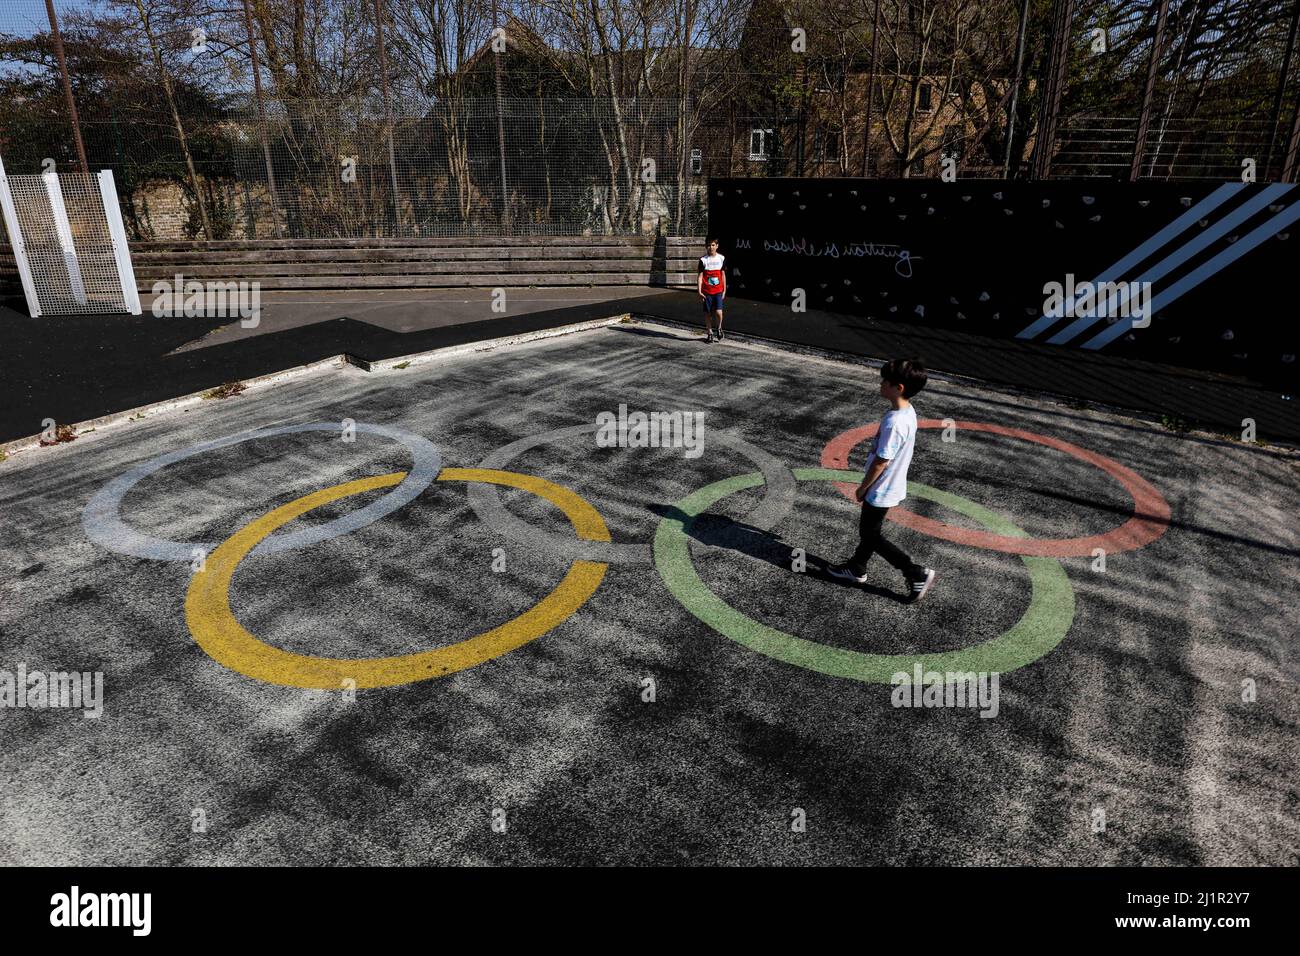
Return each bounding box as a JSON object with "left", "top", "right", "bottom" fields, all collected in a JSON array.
[{"left": 458, "top": 15, "right": 567, "bottom": 76}]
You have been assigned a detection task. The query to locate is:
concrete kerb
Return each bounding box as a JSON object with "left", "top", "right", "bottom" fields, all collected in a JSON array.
[
  {"left": 354, "top": 314, "right": 630, "bottom": 371},
  {"left": 0, "top": 315, "right": 630, "bottom": 462},
  {"left": 0, "top": 354, "right": 349, "bottom": 460}
]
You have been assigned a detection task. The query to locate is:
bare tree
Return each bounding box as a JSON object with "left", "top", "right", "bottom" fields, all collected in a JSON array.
[
  {"left": 118, "top": 0, "right": 214, "bottom": 238},
  {"left": 388, "top": 0, "right": 491, "bottom": 227},
  {"left": 875, "top": 0, "right": 990, "bottom": 176}
]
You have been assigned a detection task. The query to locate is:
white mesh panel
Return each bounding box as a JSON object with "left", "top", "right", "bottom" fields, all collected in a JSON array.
[{"left": 2, "top": 171, "right": 130, "bottom": 315}]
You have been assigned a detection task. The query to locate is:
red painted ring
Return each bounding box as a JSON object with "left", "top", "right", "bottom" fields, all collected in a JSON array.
[{"left": 820, "top": 420, "right": 1171, "bottom": 557}]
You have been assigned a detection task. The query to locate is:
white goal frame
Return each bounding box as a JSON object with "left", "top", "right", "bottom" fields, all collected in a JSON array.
[{"left": 0, "top": 155, "right": 141, "bottom": 317}]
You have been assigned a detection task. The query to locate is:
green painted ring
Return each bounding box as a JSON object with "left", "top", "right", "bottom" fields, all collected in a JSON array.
[{"left": 652, "top": 468, "right": 1076, "bottom": 682}]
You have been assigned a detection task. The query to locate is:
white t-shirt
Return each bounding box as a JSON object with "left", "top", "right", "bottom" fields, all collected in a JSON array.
[
  {"left": 699, "top": 254, "right": 725, "bottom": 291},
  {"left": 864, "top": 405, "right": 917, "bottom": 507}
]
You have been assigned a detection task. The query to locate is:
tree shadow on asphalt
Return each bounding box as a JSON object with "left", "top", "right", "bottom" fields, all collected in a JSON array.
[
  {"left": 969, "top": 475, "right": 1300, "bottom": 559},
  {"left": 648, "top": 504, "right": 907, "bottom": 603},
  {"left": 614, "top": 325, "right": 698, "bottom": 343}
]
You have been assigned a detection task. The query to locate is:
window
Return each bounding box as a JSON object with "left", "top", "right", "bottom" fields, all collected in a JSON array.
[
  {"left": 690, "top": 148, "right": 702, "bottom": 174},
  {"left": 917, "top": 83, "right": 934, "bottom": 113},
  {"left": 748, "top": 128, "right": 775, "bottom": 161}
]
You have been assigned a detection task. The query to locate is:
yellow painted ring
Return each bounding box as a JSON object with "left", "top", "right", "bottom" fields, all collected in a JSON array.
[{"left": 184, "top": 467, "right": 610, "bottom": 689}]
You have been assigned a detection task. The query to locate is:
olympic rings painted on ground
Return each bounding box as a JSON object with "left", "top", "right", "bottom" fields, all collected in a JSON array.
[
  {"left": 466, "top": 422, "right": 798, "bottom": 564},
  {"left": 83, "top": 422, "right": 441, "bottom": 562},
  {"left": 820, "top": 420, "right": 1171, "bottom": 558},
  {"left": 185, "top": 467, "right": 609, "bottom": 689},
  {"left": 653, "top": 468, "right": 1076, "bottom": 683},
  {"left": 90, "top": 413, "right": 1145, "bottom": 689}
]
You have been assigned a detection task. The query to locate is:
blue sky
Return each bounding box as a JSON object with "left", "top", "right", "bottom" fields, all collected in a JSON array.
[
  {"left": 0, "top": 0, "right": 112, "bottom": 40},
  {"left": 0, "top": 0, "right": 118, "bottom": 79}
]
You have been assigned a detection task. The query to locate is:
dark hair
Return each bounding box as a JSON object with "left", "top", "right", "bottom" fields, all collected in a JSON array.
[
  {"left": 705, "top": 236, "right": 719, "bottom": 245},
  {"left": 880, "top": 357, "right": 927, "bottom": 397}
]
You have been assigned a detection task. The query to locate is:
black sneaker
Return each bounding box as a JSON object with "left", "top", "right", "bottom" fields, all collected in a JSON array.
[
  {"left": 703, "top": 331, "right": 713, "bottom": 343},
  {"left": 826, "top": 563, "right": 869, "bottom": 584},
  {"left": 716, "top": 328, "right": 725, "bottom": 341},
  {"left": 904, "top": 568, "right": 936, "bottom": 604}
]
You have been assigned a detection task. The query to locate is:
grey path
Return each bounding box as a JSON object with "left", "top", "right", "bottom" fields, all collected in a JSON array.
[{"left": 1, "top": 323, "right": 1296, "bottom": 865}]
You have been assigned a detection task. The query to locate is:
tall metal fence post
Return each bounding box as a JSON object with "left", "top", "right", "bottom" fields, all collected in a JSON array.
[
  {"left": 1264, "top": 0, "right": 1300, "bottom": 179},
  {"left": 860, "top": 0, "right": 882, "bottom": 177},
  {"left": 1284, "top": 91, "right": 1300, "bottom": 182},
  {"left": 371, "top": 0, "right": 402, "bottom": 234},
  {"left": 493, "top": 1, "right": 510, "bottom": 235},
  {"left": 1031, "top": 0, "right": 1074, "bottom": 180},
  {"left": 44, "top": 0, "right": 89, "bottom": 175},
  {"left": 1003, "top": 0, "right": 1032, "bottom": 178},
  {"left": 240, "top": 0, "right": 283, "bottom": 238},
  {"left": 1130, "top": 0, "right": 1171, "bottom": 181}
]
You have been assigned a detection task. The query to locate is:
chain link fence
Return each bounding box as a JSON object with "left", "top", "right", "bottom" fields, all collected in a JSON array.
[
  {"left": 684, "top": 2, "right": 1300, "bottom": 185},
  {"left": 1045, "top": 0, "right": 1300, "bottom": 180},
  {"left": 44, "top": 97, "right": 691, "bottom": 241}
]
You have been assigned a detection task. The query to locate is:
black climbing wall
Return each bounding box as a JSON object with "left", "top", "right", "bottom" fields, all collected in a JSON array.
[{"left": 708, "top": 179, "right": 1297, "bottom": 388}]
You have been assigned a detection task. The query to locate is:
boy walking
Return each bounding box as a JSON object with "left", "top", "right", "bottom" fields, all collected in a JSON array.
[
  {"left": 828, "top": 358, "right": 937, "bottom": 604},
  {"left": 698, "top": 237, "right": 726, "bottom": 342}
]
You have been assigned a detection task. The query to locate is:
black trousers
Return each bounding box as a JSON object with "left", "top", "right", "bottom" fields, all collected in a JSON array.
[{"left": 848, "top": 503, "right": 924, "bottom": 579}]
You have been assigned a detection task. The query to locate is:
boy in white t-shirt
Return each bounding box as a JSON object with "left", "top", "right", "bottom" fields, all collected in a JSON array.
[
  {"left": 697, "top": 237, "right": 726, "bottom": 342},
  {"left": 828, "top": 358, "right": 937, "bottom": 603}
]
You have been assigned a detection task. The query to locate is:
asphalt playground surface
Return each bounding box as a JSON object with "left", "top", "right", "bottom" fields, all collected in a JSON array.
[{"left": 1, "top": 321, "right": 1297, "bottom": 865}]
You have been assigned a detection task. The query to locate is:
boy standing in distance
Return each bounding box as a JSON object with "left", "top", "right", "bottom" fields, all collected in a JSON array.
[
  {"left": 698, "top": 237, "right": 726, "bottom": 342},
  {"left": 828, "top": 358, "right": 937, "bottom": 604}
]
